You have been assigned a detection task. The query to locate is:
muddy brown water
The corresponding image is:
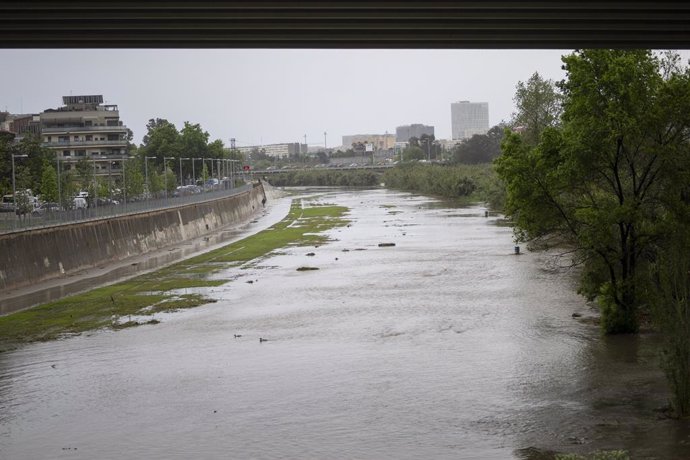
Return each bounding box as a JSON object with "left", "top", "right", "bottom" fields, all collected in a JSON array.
[{"left": 1, "top": 188, "right": 688, "bottom": 459}]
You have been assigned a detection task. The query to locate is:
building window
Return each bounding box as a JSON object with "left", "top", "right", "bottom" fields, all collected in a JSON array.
[
  {"left": 86, "top": 135, "right": 93, "bottom": 141},
  {"left": 63, "top": 150, "right": 71, "bottom": 157}
]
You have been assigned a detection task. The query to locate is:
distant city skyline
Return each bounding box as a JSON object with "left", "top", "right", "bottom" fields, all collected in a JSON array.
[{"left": 2, "top": 49, "right": 689, "bottom": 149}]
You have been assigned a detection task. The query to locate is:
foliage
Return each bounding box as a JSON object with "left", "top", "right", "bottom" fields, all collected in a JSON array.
[
  {"left": 495, "top": 50, "right": 690, "bottom": 334},
  {"left": 401, "top": 145, "right": 425, "bottom": 162},
  {"left": 451, "top": 125, "right": 505, "bottom": 164},
  {"left": 0, "top": 134, "right": 54, "bottom": 196},
  {"left": 384, "top": 163, "right": 489, "bottom": 200},
  {"left": 39, "top": 161, "right": 59, "bottom": 202},
  {"left": 511, "top": 71, "right": 563, "bottom": 145},
  {"left": 123, "top": 158, "right": 145, "bottom": 199},
  {"left": 268, "top": 169, "right": 380, "bottom": 187}
]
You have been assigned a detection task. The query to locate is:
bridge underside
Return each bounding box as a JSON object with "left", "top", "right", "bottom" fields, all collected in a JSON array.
[{"left": 2, "top": 2, "right": 689, "bottom": 49}]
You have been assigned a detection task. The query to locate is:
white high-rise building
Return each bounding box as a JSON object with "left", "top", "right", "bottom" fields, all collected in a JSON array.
[{"left": 451, "top": 101, "right": 489, "bottom": 140}]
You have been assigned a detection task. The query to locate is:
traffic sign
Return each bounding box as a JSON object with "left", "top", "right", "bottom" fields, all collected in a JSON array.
[{"left": 243, "top": 165, "right": 251, "bottom": 171}]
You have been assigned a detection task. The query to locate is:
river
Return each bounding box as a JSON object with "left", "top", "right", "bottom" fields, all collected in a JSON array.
[{"left": 0, "top": 188, "right": 688, "bottom": 459}]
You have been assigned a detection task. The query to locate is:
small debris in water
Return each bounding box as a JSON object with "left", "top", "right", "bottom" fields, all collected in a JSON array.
[
  {"left": 572, "top": 313, "right": 582, "bottom": 318},
  {"left": 234, "top": 334, "right": 242, "bottom": 338},
  {"left": 306, "top": 252, "right": 316, "bottom": 256},
  {"left": 259, "top": 337, "right": 268, "bottom": 342},
  {"left": 246, "top": 280, "right": 254, "bottom": 284},
  {"left": 297, "top": 266, "right": 319, "bottom": 271},
  {"left": 378, "top": 243, "right": 396, "bottom": 247},
  {"left": 342, "top": 249, "right": 350, "bottom": 252}
]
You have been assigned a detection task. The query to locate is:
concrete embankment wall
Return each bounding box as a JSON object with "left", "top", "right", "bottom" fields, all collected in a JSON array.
[{"left": 0, "top": 182, "right": 271, "bottom": 292}]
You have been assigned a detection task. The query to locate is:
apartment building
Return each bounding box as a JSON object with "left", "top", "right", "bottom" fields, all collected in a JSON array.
[{"left": 40, "top": 95, "right": 129, "bottom": 178}]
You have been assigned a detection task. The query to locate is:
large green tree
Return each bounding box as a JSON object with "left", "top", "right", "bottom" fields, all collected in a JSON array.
[
  {"left": 496, "top": 50, "right": 690, "bottom": 334},
  {"left": 511, "top": 72, "right": 562, "bottom": 146}
]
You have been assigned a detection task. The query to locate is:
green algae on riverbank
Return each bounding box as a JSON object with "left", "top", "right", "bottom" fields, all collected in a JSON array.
[{"left": 0, "top": 199, "right": 349, "bottom": 352}]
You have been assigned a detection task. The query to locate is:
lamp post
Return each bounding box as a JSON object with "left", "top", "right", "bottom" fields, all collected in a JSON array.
[
  {"left": 163, "top": 156, "right": 174, "bottom": 199},
  {"left": 145, "top": 156, "right": 156, "bottom": 200},
  {"left": 93, "top": 156, "right": 98, "bottom": 212},
  {"left": 192, "top": 157, "right": 201, "bottom": 187},
  {"left": 122, "top": 156, "right": 127, "bottom": 211},
  {"left": 11, "top": 154, "right": 29, "bottom": 220},
  {"left": 179, "top": 157, "right": 190, "bottom": 186},
  {"left": 57, "top": 156, "right": 62, "bottom": 210}
]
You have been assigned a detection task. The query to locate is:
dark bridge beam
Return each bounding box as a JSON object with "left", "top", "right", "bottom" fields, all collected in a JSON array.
[{"left": 2, "top": 1, "right": 689, "bottom": 49}]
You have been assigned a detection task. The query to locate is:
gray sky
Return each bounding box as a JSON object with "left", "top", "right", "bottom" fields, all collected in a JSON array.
[{"left": 2, "top": 49, "right": 684, "bottom": 148}]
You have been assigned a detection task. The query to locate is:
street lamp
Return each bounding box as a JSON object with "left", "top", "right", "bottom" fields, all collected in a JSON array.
[
  {"left": 145, "top": 156, "right": 156, "bottom": 200},
  {"left": 122, "top": 155, "right": 128, "bottom": 210},
  {"left": 163, "top": 156, "right": 174, "bottom": 199},
  {"left": 11, "top": 154, "right": 29, "bottom": 219},
  {"left": 56, "top": 155, "right": 62, "bottom": 210},
  {"left": 179, "top": 157, "right": 190, "bottom": 186},
  {"left": 192, "top": 157, "right": 202, "bottom": 187}
]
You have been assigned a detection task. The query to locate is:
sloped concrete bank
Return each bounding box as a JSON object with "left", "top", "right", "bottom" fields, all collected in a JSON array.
[{"left": 0, "top": 181, "right": 275, "bottom": 295}]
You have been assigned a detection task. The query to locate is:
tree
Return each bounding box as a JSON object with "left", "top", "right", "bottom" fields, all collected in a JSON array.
[
  {"left": 123, "top": 159, "right": 144, "bottom": 199},
  {"left": 511, "top": 72, "right": 562, "bottom": 145},
  {"left": 419, "top": 133, "right": 440, "bottom": 160},
  {"left": 401, "top": 145, "right": 425, "bottom": 162},
  {"left": 452, "top": 125, "right": 505, "bottom": 164},
  {"left": 75, "top": 158, "right": 93, "bottom": 190},
  {"left": 39, "top": 161, "right": 59, "bottom": 202},
  {"left": 496, "top": 50, "right": 690, "bottom": 334}
]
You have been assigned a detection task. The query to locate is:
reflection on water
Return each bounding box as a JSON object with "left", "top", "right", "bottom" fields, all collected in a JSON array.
[{"left": 0, "top": 188, "right": 687, "bottom": 459}]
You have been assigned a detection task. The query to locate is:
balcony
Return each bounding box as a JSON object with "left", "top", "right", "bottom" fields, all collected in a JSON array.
[
  {"left": 43, "top": 139, "right": 127, "bottom": 148},
  {"left": 41, "top": 125, "right": 128, "bottom": 134}
]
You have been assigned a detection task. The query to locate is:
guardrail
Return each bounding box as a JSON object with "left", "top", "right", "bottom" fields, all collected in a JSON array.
[{"left": 0, "top": 183, "right": 253, "bottom": 235}]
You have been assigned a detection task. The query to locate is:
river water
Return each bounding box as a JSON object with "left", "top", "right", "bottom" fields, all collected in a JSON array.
[{"left": 1, "top": 188, "right": 688, "bottom": 459}]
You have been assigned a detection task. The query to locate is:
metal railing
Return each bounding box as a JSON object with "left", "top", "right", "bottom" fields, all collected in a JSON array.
[
  {"left": 41, "top": 126, "right": 128, "bottom": 133},
  {"left": 42, "top": 140, "right": 127, "bottom": 147},
  {"left": 0, "top": 183, "right": 254, "bottom": 235}
]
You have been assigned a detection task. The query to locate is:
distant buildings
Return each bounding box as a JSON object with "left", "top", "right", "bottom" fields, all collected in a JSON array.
[
  {"left": 341, "top": 133, "right": 395, "bottom": 151},
  {"left": 237, "top": 143, "right": 307, "bottom": 158},
  {"left": 395, "top": 124, "right": 434, "bottom": 143},
  {"left": 0, "top": 112, "right": 41, "bottom": 138},
  {"left": 451, "top": 101, "right": 489, "bottom": 140},
  {"left": 40, "top": 95, "right": 130, "bottom": 178}
]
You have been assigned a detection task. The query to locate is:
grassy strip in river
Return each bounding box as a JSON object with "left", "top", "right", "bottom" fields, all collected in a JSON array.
[{"left": 0, "top": 199, "right": 349, "bottom": 352}]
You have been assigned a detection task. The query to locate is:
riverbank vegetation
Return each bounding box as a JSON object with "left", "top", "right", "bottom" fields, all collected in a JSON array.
[
  {"left": 495, "top": 49, "right": 690, "bottom": 415},
  {"left": 0, "top": 199, "right": 349, "bottom": 353},
  {"left": 266, "top": 169, "right": 380, "bottom": 187},
  {"left": 381, "top": 163, "right": 505, "bottom": 209}
]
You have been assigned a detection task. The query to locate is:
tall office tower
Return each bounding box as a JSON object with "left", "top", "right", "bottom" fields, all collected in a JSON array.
[
  {"left": 451, "top": 101, "right": 489, "bottom": 140},
  {"left": 395, "top": 124, "right": 435, "bottom": 143}
]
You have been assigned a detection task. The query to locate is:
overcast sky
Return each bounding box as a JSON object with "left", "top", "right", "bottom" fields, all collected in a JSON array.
[{"left": 2, "top": 49, "right": 687, "bottom": 149}]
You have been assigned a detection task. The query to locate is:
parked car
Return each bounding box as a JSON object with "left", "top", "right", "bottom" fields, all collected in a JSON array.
[
  {"left": 72, "top": 197, "right": 88, "bottom": 209},
  {"left": 31, "top": 202, "right": 61, "bottom": 216}
]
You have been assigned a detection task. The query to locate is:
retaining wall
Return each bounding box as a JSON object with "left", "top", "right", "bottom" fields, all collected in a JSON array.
[{"left": 0, "top": 182, "right": 269, "bottom": 292}]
